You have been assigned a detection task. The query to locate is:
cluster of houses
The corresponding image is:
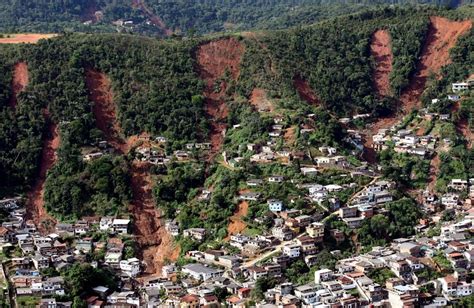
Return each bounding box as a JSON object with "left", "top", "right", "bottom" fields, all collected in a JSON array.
[
  {"left": 0, "top": 197, "right": 145, "bottom": 307},
  {"left": 422, "top": 178, "right": 474, "bottom": 214},
  {"left": 371, "top": 127, "right": 436, "bottom": 157},
  {"left": 138, "top": 211, "right": 473, "bottom": 307}
]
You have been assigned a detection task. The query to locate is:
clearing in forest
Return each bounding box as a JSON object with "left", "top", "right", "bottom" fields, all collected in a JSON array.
[
  {"left": 293, "top": 76, "right": 321, "bottom": 106},
  {"left": 250, "top": 88, "right": 274, "bottom": 113},
  {"left": 196, "top": 37, "right": 245, "bottom": 158},
  {"left": 226, "top": 201, "right": 249, "bottom": 239},
  {"left": 85, "top": 69, "right": 177, "bottom": 276},
  {"left": 364, "top": 16, "right": 472, "bottom": 162},
  {"left": 0, "top": 33, "right": 57, "bottom": 44},
  {"left": 8, "top": 62, "right": 29, "bottom": 109},
  {"left": 370, "top": 29, "right": 393, "bottom": 97},
  {"left": 26, "top": 110, "right": 59, "bottom": 234}
]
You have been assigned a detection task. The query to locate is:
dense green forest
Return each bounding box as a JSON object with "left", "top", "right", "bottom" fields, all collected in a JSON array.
[{"left": 0, "top": 0, "right": 472, "bottom": 35}]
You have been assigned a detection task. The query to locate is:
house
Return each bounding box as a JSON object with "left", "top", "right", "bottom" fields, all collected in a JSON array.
[
  {"left": 105, "top": 251, "right": 122, "bottom": 268},
  {"left": 343, "top": 217, "right": 364, "bottom": 229},
  {"left": 452, "top": 82, "right": 469, "bottom": 92},
  {"left": 306, "top": 222, "right": 324, "bottom": 242},
  {"left": 99, "top": 217, "right": 114, "bottom": 231},
  {"left": 120, "top": 258, "right": 141, "bottom": 277},
  {"left": 282, "top": 244, "right": 300, "bottom": 258},
  {"left": 448, "top": 94, "right": 461, "bottom": 101},
  {"left": 182, "top": 264, "right": 223, "bottom": 281},
  {"left": 301, "top": 167, "right": 318, "bottom": 176},
  {"left": 183, "top": 228, "right": 206, "bottom": 242},
  {"left": 449, "top": 179, "right": 468, "bottom": 191},
  {"left": 294, "top": 284, "right": 319, "bottom": 305},
  {"left": 268, "top": 199, "right": 284, "bottom": 212},
  {"left": 272, "top": 226, "right": 293, "bottom": 241},
  {"left": 339, "top": 206, "right": 358, "bottom": 218},
  {"left": 441, "top": 194, "right": 459, "bottom": 208},
  {"left": 112, "top": 218, "right": 130, "bottom": 234},
  {"left": 314, "top": 269, "right": 333, "bottom": 283},
  {"left": 246, "top": 179, "right": 263, "bottom": 187},
  {"left": 268, "top": 175, "right": 285, "bottom": 183},
  {"left": 239, "top": 192, "right": 261, "bottom": 201}
]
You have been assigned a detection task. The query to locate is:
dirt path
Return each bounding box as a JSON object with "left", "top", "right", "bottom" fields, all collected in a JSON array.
[
  {"left": 132, "top": 0, "right": 172, "bottom": 36},
  {"left": 293, "top": 76, "right": 320, "bottom": 105},
  {"left": 370, "top": 29, "right": 393, "bottom": 97},
  {"left": 0, "top": 34, "right": 57, "bottom": 44},
  {"left": 26, "top": 110, "right": 59, "bottom": 234},
  {"left": 363, "top": 16, "right": 472, "bottom": 162},
  {"left": 8, "top": 62, "right": 29, "bottom": 109},
  {"left": 226, "top": 201, "right": 249, "bottom": 239},
  {"left": 85, "top": 69, "right": 127, "bottom": 153},
  {"left": 85, "top": 69, "right": 177, "bottom": 276},
  {"left": 196, "top": 38, "right": 245, "bottom": 159}
]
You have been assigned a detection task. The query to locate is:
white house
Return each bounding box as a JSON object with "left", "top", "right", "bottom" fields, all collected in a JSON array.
[
  {"left": 120, "top": 258, "right": 141, "bottom": 277},
  {"left": 452, "top": 82, "right": 469, "bottom": 92},
  {"left": 268, "top": 199, "right": 284, "bottom": 212},
  {"left": 314, "top": 269, "right": 334, "bottom": 284},
  {"left": 282, "top": 244, "right": 301, "bottom": 258},
  {"left": 182, "top": 263, "right": 223, "bottom": 281}
]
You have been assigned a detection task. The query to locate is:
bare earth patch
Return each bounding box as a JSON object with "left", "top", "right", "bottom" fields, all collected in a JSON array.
[
  {"left": 8, "top": 62, "right": 29, "bottom": 109},
  {"left": 364, "top": 16, "right": 472, "bottom": 162},
  {"left": 0, "top": 34, "right": 57, "bottom": 44},
  {"left": 370, "top": 29, "right": 393, "bottom": 97},
  {"left": 226, "top": 201, "right": 249, "bottom": 239},
  {"left": 250, "top": 88, "right": 274, "bottom": 113},
  {"left": 196, "top": 38, "right": 245, "bottom": 158},
  {"left": 85, "top": 69, "right": 177, "bottom": 276},
  {"left": 293, "top": 76, "right": 321, "bottom": 105},
  {"left": 26, "top": 110, "right": 59, "bottom": 234}
]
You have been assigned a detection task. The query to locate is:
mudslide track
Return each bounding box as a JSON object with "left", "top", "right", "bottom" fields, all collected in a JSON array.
[
  {"left": 370, "top": 30, "right": 393, "bottom": 97},
  {"left": 8, "top": 62, "right": 28, "bottom": 109},
  {"left": 196, "top": 38, "right": 245, "bottom": 159},
  {"left": 85, "top": 69, "right": 177, "bottom": 276},
  {"left": 26, "top": 110, "right": 59, "bottom": 234},
  {"left": 364, "top": 16, "right": 472, "bottom": 162}
]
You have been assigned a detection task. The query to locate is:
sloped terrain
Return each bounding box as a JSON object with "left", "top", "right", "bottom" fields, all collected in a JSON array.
[
  {"left": 26, "top": 110, "right": 59, "bottom": 234},
  {"left": 365, "top": 16, "right": 472, "bottom": 161},
  {"left": 294, "top": 76, "right": 321, "bottom": 106},
  {"left": 196, "top": 37, "right": 245, "bottom": 157},
  {"left": 8, "top": 62, "right": 28, "bottom": 109},
  {"left": 370, "top": 29, "right": 393, "bottom": 97},
  {"left": 85, "top": 69, "right": 176, "bottom": 276},
  {"left": 85, "top": 69, "right": 127, "bottom": 154}
]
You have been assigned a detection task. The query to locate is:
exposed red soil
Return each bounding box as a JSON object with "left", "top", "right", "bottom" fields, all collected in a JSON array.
[
  {"left": 370, "top": 30, "right": 393, "bottom": 97},
  {"left": 0, "top": 34, "right": 57, "bottom": 44},
  {"left": 427, "top": 153, "right": 441, "bottom": 192},
  {"left": 196, "top": 38, "right": 245, "bottom": 158},
  {"left": 85, "top": 69, "right": 127, "bottom": 154},
  {"left": 363, "top": 16, "right": 472, "bottom": 162},
  {"left": 130, "top": 162, "right": 179, "bottom": 276},
  {"left": 8, "top": 62, "right": 29, "bottom": 109},
  {"left": 132, "top": 0, "right": 172, "bottom": 36},
  {"left": 250, "top": 88, "right": 274, "bottom": 113},
  {"left": 86, "top": 69, "right": 177, "bottom": 276},
  {"left": 26, "top": 110, "right": 59, "bottom": 234},
  {"left": 294, "top": 76, "right": 321, "bottom": 106},
  {"left": 226, "top": 201, "right": 249, "bottom": 239}
]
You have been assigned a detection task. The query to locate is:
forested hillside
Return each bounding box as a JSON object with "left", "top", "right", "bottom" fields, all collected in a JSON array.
[{"left": 0, "top": 0, "right": 472, "bottom": 35}]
